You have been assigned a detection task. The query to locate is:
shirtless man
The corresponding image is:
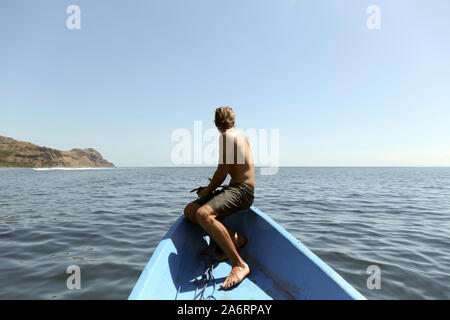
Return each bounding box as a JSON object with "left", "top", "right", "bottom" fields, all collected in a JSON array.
[{"left": 184, "top": 106, "right": 254, "bottom": 290}]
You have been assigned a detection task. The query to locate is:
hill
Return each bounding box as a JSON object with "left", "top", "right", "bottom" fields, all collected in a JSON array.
[{"left": 0, "top": 136, "right": 115, "bottom": 168}]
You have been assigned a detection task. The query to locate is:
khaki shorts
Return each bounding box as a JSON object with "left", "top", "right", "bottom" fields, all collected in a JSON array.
[{"left": 194, "top": 183, "right": 254, "bottom": 219}]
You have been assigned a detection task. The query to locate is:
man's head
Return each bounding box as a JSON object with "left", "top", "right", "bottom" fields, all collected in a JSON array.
[{"left": 214, "top": 106, "right": 235, "bottom": 132}]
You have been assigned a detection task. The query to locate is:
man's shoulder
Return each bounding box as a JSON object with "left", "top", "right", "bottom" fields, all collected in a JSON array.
[{"left": 223, "top": 128, "right": 246, "bottom": 138}]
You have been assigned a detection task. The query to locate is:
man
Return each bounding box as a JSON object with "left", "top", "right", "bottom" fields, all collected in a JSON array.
[{"left": 184, "top": 106, "right": 255, "bottom": 290}]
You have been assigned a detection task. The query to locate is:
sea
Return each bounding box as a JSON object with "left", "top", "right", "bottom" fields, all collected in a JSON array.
[{"left": 0, "top": 167, "right": 449, "bottom": 299}]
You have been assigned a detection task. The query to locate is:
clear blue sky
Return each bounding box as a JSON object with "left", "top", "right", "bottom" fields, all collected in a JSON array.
[{"left": 1, "top": 0, "right": 449, "bottom": 166}]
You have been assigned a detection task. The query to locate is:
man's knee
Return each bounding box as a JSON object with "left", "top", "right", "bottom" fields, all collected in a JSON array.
[
  {"left": 184, "top": 202, "right": 198, "bottom": 222},
  {"left": 195, "top": 205, "right": 215, "bottom": 224}
]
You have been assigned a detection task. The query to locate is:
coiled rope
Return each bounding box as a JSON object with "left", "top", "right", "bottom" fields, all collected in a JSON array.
[
  {"left": 193, "top": 238, "right": 219, "bottom": 300},
  {"left": 174, "top": 238, "right": 219, "bottom": 300}
]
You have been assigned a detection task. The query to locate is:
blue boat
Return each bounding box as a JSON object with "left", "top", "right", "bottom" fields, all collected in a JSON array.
[{"left": 129, "top": 206, "right": 366, "bottom": 300}]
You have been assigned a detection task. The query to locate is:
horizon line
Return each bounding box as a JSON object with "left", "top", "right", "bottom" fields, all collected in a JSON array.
[{"left": 2, "top": 165, "right": 450, "bottom": 169}]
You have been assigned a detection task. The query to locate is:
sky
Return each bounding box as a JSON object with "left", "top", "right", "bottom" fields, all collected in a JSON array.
[{"left": 1, "top": 0, "right": 449, "bottom": 167}]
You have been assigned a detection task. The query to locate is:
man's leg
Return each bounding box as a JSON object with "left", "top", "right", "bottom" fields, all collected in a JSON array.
[
  {"left": 194, "top": 204, "right": 250, "bottom": 289},
  {"left": 184, "top": 201, "right": 247, "bottom": 261},
  {"left": 184, "top": 202, "right": 201, "bottom": 224}
]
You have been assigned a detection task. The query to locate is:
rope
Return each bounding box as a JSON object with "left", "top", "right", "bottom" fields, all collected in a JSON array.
[
  {"left": 193, "top": 238, "right": 219, "bottom": 300},
  {"left": 173, "top": 238, "right": 219, "bottom": 300},
  {"left": 190, "top": 177, "right": 228, "bottom": 195}
]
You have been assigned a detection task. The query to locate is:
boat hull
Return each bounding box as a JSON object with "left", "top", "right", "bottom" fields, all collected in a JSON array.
[{"left": 129, "top": 206, "right": 365, "bottom": 300}]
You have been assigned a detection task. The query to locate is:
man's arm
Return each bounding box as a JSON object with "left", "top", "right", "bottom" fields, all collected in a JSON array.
[
  {"left": 206, "top": 164, "right": 228, "bottom": 192},
  {"left": 198, "top": 133, "right": 229, "bottom": 197},
  {"left": 196, "top": 164, "right": 227, "bottom": 198}
]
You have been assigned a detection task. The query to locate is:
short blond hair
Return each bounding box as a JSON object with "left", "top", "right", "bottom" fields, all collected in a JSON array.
[{"left": 214, "top": 106, "right": 235, "bottom": 132}]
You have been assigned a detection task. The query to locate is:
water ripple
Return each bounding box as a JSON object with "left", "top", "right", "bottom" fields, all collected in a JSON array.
[{"left": 0, "top": 167, "right": 449, "bottom": 299}]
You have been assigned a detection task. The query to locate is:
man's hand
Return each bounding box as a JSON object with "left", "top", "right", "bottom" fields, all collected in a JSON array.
[{"left": 197, "top": 186, "right": 212, "bottom": 199}]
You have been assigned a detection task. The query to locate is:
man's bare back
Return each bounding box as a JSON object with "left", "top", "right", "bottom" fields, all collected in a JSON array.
[{"left": 221, "top": 128, "right": 255, "bottom": 189}]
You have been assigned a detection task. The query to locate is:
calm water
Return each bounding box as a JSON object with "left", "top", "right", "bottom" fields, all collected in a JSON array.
[{"left": 0, "top": 167, "right": 449, "bottom": 299}]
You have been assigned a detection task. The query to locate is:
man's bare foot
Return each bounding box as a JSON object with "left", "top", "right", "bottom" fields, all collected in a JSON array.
[
  {"left": 221, "top": 263, "right": 250, "bottom": 290},
  {"left": 215, "top": 233, "right": 247, "bottom": 262}
]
